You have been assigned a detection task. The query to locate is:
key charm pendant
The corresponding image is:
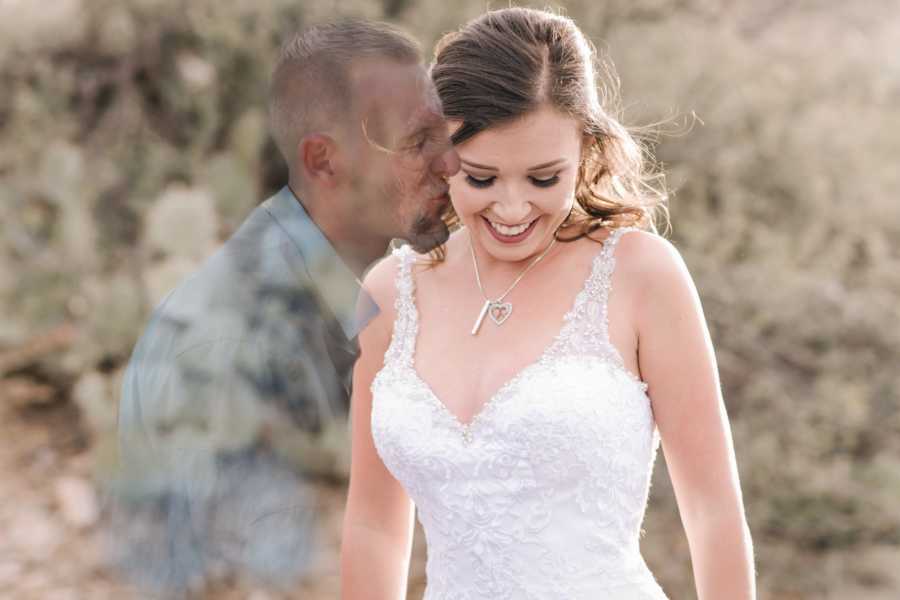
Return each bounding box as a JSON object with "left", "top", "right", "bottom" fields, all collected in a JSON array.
[{"left": 471, "top": 300, "right": 491, "bottom": 336}]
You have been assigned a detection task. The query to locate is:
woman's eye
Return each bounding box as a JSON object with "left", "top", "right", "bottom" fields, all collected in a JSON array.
[
  {"left": 466, "top": 174, "right": 495, "bottom": 188},
  {"left": 530, "top": 174, "right": 560, "bottom": 188}
]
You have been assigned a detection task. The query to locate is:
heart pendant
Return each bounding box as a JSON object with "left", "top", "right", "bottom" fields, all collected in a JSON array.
[{"left": 488, "top": 301, "right": 512, "bottom": 326}]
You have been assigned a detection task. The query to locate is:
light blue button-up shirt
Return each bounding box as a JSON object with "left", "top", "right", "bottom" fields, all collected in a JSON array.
[
  {"left": 263, "top": 186, "right": 378, "bottom": 340},
  {"left": 113, "top": 186, "right": 380, "bottom": 591}
]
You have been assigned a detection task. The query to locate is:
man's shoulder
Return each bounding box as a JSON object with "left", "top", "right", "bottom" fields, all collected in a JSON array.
[
  {"left": 133, "top": 201, "right": 309, "bottom": 355},
  {"left": 173, "top": 198, "right": 308, "bottom": 296}
]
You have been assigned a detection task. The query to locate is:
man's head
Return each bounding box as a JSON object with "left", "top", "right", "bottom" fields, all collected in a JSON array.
[{"left": 269, "top": 20, "right": 460, "bottom": 254}]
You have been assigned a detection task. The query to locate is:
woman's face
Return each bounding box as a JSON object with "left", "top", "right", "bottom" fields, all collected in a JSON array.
[{"left": 448, "top": 104, "right": 583, "bottom": 264}]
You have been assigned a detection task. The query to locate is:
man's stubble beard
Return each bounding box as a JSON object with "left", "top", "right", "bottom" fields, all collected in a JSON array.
[
  {"left": 346, "top": 126, "right": 451, "bottom": 254},
  {"left": 406, "top": 208, "right": 450, "bottom": 254},
  {"left": 388, "top": 177, "right": 450, "bottom": 254}
]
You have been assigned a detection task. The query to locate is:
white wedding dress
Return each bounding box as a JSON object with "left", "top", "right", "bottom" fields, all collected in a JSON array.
[{"left": 370, "top": 227, "right": 668, "bottom": 599}]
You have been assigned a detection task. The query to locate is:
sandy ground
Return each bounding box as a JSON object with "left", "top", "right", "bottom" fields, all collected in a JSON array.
[{"left": 3, "top": 395, "right": 899, "bottom": 600}]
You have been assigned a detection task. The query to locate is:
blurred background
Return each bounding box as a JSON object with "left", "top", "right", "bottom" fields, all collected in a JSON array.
[{"left": 1, "top": 0, "right": 898, "bottom": 598}]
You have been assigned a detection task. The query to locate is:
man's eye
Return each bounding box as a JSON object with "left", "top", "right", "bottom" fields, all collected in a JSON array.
[
  {"left": 466, "top": 175, "right": 495, "bottom": 188},
  {"left": 413, "top": 128, "right": 451, "bottom": 151},
  {"left": 529, "top": 174, "right": 560, "bottom": 188}
]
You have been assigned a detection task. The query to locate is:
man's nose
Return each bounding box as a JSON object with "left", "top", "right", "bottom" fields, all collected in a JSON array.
[{"left": 433, "top": 145, "right": 460, "bottom": 178}]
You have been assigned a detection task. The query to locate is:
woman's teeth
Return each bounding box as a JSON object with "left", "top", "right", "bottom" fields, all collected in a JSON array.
[{"left": 489, "top": 219, "right": 534, "bottom": 236}]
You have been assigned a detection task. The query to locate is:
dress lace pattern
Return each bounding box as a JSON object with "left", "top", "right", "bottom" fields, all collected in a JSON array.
[{"left": 370, "top": 227, "right": 667, "bottom": 599}]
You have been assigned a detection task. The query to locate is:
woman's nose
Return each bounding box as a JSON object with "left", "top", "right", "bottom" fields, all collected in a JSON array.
[{"left": 490, "top": 197, "right": 534, "bottom": 225}]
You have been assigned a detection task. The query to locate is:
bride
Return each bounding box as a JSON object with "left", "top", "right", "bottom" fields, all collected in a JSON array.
[{"left": 341, "top": 7, "right": 755, "bottom": 599}]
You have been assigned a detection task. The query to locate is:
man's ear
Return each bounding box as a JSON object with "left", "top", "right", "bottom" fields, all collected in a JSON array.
[{"left": 297, "top": 133, "right": 340, "bottom": 187}]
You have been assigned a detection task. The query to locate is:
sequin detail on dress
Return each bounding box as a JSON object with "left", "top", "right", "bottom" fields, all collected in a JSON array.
[{"left": 371, "top": 227, "right": 667, "bottom": 599}]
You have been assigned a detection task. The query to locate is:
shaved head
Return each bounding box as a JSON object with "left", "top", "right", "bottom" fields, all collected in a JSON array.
[{"left": 268, "top": 19, "right": 421, "bottom": 168}]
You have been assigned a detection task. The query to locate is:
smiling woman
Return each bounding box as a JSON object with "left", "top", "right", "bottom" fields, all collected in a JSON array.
[
  {"left": 429, "top": 10, "right": 670, "bottom": 261},
  {"left": 342, "top": 6, "right": 756, "bottom": 600},
  {"left": 445, "top": 104, "right": 583, "bottom": 262}
]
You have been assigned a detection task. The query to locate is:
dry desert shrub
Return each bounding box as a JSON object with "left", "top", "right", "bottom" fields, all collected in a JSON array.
[{"left": 0, "top": 1, "right": 897, "bottom": 598}]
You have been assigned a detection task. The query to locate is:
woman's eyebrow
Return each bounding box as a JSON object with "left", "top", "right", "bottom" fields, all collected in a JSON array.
[{"left": 460, "top": 158, "right": 567, "bottom": 171}]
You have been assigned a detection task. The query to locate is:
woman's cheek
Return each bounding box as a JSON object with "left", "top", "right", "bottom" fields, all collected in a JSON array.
[{"left": 448, "top": 185, "right": 481, "bottom": 220}]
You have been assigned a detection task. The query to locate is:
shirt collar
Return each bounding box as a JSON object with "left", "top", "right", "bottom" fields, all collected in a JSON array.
[{"left": 263, "top": 186, "right": 379, "bottom": 340}]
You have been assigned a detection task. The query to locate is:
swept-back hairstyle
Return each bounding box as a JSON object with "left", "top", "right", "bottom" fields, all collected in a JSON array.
[
  {"left": 269, "top": 19, "right": 421, "bottom": 168},
  {"left": 430, "top": 7, "right": 669, "bottom": 256}
]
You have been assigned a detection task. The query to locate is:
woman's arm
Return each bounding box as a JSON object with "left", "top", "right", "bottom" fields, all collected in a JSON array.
[
  {"left": 340, "top": 254, "right": 416, "bottom": 600},
  {"left": 624, "top": 231, "right": 756, "bottom": 599}
]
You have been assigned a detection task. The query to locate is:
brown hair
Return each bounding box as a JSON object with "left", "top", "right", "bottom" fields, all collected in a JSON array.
[
  {"left": 269, "top": 19, "right": 421, "bottom": 167},
  {"left": 429, "top": 7, "right": 670, "bottom": 258}
]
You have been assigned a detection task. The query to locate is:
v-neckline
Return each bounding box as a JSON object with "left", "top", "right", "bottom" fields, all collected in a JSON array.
[{"left": 406, "top": 234, "right": 615, "bottom": 436}]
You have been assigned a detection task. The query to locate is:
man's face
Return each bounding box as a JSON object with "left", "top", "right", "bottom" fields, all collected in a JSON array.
[{"left": 344, "top": 61, "right": 460, "bottom": 253}]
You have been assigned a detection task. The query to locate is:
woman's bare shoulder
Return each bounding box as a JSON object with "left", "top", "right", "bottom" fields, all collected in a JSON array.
[
  {"left": 361, "top": 248, "right": 402, "bottom": 313},
  {"left": 408, "top": 228, "right": 469, "bottom": 279},
  {"left": 609, "top": 228, "right": 702, "bottom": 334},
  {"left": 589, "top": 226, "right": 685, "bottom": 280},
  {"left": 358, "top": 245, "right": 418, "bottom": 348}
]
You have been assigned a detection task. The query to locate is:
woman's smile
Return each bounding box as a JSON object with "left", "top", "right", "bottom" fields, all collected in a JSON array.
[{"left": 481, "top": 215, "right": 540, "bottom": 244}]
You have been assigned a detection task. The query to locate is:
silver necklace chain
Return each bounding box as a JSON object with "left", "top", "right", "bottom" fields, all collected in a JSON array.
[{"left": 468, "top": 231, "right": 557, "bottom": 335}]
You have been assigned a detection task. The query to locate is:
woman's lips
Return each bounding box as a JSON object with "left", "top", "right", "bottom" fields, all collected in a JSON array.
[{"left": 482, "top": 215, "right": 538, "bottom": 244}]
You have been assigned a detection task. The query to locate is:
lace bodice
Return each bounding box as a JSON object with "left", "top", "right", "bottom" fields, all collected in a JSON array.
[{"left": 370, "top": 227, "right": 667, "bottom": 599}]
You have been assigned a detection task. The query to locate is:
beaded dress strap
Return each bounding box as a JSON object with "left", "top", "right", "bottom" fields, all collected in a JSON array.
[
  {"left": 593, "top": 226, "right": 647, "bottom": 389},
  {"left": 553, "top": 226, "right": 649, "bottom": 391},
  {"left": 593, "top": 226, "right": 641, "bottom": 327},
  {"left": 383, "top": 244, "right": 418, "bottom": 369}
]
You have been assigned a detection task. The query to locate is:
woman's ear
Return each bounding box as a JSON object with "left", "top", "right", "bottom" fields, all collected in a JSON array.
[
  {"left": 579, "top": 130, "right": 602, "bottom": 179},
  {"left": 581, "top": 131, "right": 595, "bottom": 156},
  {"left": 297, "top": 133, "right": 339, "bottom": 187}
]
